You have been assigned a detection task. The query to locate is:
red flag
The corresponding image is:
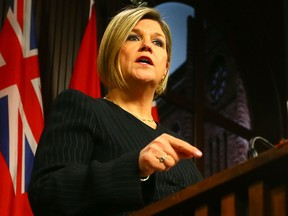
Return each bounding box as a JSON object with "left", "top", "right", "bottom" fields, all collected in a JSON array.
[
  {"left": 0, "top": 0, "right": 44, "bottom": 215},
  {"left": 152, "top": 100, "right": 160, "bottom": 122},
  {"left": 69, "top": 1, "right": 101, "bottom": 98}
]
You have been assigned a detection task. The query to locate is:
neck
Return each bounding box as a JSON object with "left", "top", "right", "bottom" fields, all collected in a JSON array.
[{"left": 103, "top": 94, "right": 156, "bottom": 124}]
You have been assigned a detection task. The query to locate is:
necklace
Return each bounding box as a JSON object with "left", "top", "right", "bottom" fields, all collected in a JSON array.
[{"left": 103, "top": 96, "right": 155, "bottom": 123}]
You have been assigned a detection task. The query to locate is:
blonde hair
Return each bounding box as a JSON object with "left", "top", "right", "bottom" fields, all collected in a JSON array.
[{"left": 97, "top": 6, "right": 172, "bottom": 97}]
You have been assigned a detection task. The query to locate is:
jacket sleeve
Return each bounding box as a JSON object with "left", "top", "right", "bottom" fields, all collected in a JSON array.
[{"left": 28, "top": 90, "right": 149, "bottom": 216}]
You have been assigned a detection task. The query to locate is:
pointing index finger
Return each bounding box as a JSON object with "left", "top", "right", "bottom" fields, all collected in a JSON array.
[{"left": 164, "top": 134, "right": 202, "bottom": 159}]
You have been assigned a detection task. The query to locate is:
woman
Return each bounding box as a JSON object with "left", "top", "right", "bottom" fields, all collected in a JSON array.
[{"left": 28, "top": 6, "right": 203, "bottom": 216}]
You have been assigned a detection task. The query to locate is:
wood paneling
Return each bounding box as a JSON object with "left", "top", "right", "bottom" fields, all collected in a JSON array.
[
  {"left": 34, "top": 0, "right": 90, "bottom": 117},
  {"left": 129, "top": 144, "right": 288, "bottom": 215},
  {"left": 0, "top": 0, "right": 8, "bottom": 29}
]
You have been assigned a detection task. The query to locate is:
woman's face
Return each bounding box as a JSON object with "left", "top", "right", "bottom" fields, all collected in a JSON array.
[{"left": 119, "top": 19, "right": 169, "bottom": 88}]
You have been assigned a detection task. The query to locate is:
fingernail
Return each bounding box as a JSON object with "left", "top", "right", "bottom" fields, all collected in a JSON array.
[{"left": 196, "top": 150, "right": 202, "bottom": 157}]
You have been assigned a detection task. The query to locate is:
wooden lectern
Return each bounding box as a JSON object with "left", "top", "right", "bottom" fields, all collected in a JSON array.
[{"left": 130, "top": 144, "right": 288, "bottom": 216}]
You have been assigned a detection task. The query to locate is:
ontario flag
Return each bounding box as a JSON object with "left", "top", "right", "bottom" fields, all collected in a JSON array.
[
  {"left": 69, "top": 0, "right": 101, "bottom": 98},
  {"left": 0, "top": 0, "right": 43, "bottom": 215}
]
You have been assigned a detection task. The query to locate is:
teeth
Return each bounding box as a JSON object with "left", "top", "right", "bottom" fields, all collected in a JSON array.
[{"left": 139, "top": 59, "right": 150, "bottom": 64}]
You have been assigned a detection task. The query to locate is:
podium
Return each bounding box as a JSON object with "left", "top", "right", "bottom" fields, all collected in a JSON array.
[{"left": 130, "top": 144, "right": 288, "bottom": 216}]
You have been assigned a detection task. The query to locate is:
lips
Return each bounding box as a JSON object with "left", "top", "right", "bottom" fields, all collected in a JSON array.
[{"left": 136, "top": 56, "right": 153, "bottom": 65}]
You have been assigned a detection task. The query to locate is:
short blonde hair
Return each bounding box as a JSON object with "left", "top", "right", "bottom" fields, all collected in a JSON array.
[{"left": 97, "top": 6, "right": 172, "bottom": 97}]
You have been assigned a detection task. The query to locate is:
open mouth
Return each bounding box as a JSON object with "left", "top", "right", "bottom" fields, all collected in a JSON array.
[{"left": 136, "top": 57, "right": 153, "bottom": 65}]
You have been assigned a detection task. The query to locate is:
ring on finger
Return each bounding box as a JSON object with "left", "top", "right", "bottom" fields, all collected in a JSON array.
[{"left": 158, "top": 154, "right": 168, "bottom": 163}]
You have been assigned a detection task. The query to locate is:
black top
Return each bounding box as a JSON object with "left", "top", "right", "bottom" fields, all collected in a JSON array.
[{"left": 28, "top": 89, "right": 203, "bottom": 216}]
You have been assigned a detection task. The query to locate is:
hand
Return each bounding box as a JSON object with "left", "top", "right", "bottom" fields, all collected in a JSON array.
[{"left": 138, "top": 133, "right": 202, "bottom": 178}]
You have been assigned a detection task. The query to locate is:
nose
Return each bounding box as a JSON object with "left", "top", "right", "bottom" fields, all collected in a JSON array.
[{"left": 140, "top": 40, "right": 152, "bottom": 52}]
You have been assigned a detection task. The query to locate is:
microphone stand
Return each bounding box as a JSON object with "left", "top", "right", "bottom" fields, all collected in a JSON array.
[{"left": 247, "top": 136, "right": 276, "bottom": 159}]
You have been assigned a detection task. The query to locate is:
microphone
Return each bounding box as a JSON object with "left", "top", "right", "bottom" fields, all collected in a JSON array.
[{"left": 247, "top": 136, "right": 276, "bottom": 159}]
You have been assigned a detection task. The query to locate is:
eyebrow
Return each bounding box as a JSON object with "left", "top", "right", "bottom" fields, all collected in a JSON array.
[{"left": 131, "top": 28, "right": 165, "bottom": 39}]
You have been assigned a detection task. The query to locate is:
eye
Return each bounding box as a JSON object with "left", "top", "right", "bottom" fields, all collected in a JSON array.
[
  {"left": 153, "top": 39, "right": 164, "bottom": 47},
  {"left": 127, "top": 34, "right": 140, "bottom": 41}
]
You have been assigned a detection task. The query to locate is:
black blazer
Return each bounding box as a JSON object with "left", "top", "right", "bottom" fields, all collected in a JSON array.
[{"left": 28, "top": 89, "right": 203, "bottom": 216}]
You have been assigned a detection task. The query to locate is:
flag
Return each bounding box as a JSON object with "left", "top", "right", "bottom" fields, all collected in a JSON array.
[
  {"left": 69, "top": 0, "right": 101, "bottom": 98},
  {"left": 152, "top": 100, "right": 160, "bottom": 122},
  {"left": 0, "top": 0, "right": 43, "bottom": 215}
]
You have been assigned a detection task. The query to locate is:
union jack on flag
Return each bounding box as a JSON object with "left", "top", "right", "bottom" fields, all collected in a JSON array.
[{"left": 0, "top": 0, "right": 43, "bottom": 215}]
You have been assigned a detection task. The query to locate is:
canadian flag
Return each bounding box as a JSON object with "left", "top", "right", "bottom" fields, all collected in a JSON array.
[{"left": 69, "top": 0, "right": 101, "bottom": 98}]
